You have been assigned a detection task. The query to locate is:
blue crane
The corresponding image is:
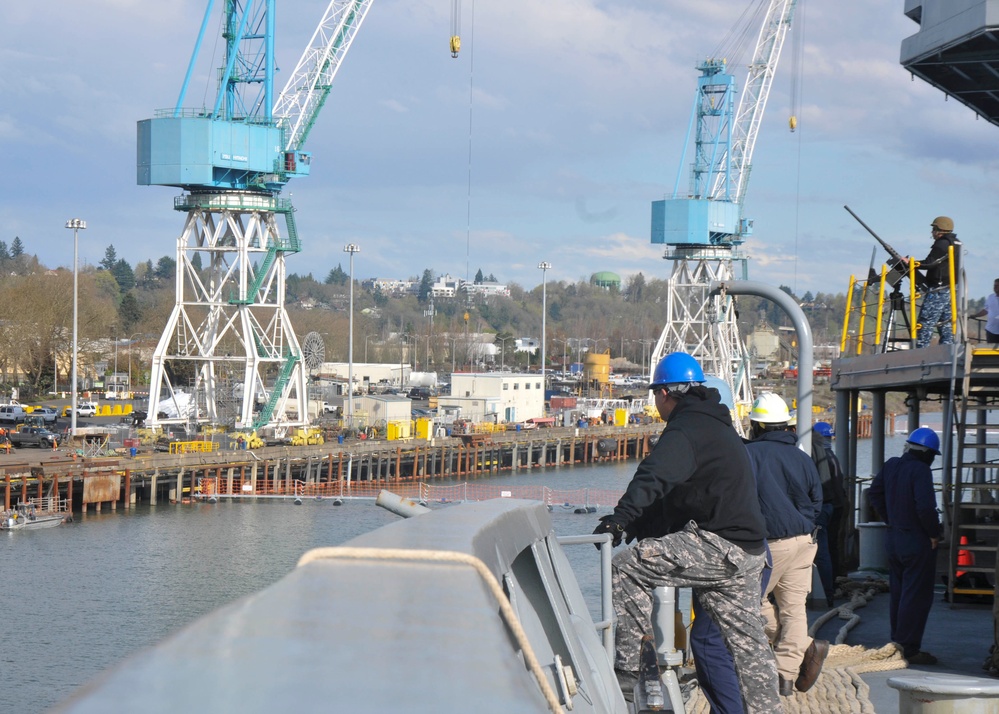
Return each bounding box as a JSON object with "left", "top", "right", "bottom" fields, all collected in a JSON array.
[
  {"left": 139, "top": 0, "right": 375, "bottom": 434},
  {"left": 652, "top": 0, "right": 799, "bottom": 248},
  {"left": 648, "top": 0, "right": 799, "bottom": 431}
]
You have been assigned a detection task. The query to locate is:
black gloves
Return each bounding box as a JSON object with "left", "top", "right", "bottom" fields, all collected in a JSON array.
[{"left": 593, "top": 516, "right": 626, "bottom": 549}]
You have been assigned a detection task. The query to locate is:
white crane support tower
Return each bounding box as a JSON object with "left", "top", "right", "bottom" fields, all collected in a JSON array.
[
  {"left": 142, "top": 0, "right": 374, "bottom": 434},
  {"left": 650, "top": 0, "right": 798, "bottom": 430}
]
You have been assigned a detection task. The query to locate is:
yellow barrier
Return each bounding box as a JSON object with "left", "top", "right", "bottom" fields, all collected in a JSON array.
[{"left": 169, "top": 440, "right": 220, "bottom": 454}]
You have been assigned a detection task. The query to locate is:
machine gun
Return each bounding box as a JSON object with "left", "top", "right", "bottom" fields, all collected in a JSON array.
[{"left": 844, "top": 205, "right": 910, "bottom": 288}]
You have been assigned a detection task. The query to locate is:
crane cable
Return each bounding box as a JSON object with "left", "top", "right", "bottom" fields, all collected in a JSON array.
[
  {"left": 450, "top": 0, "right": 461, "bottom": 57},
  {"left": 790, "top": 0, "right": 807, "bottom": 295}
]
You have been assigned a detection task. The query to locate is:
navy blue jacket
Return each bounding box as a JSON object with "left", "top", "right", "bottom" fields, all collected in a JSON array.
[
  {"left": 869, "top": 452, "right": 942, "bottom": 538},
  {"left": 746, "top": 430, "right": 822, "bottom": 540},
  {"left": 611, "top": 386, "right": 766, "bottom": 552}
]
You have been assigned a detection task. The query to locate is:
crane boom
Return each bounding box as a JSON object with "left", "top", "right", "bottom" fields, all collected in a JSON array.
[
  {"left": 652, "top": 0, "right": 798, "bottom": 247},
  {"left": 273, "top": 0, "right": 375, "bottom": 153},
  {"left": 718, "top": 0, "right": 798, "bottom": 206}
]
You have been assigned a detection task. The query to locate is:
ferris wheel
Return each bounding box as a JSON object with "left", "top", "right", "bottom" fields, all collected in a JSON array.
[{"left": 302, "top": 331, "right": 326, "bottom": 373}]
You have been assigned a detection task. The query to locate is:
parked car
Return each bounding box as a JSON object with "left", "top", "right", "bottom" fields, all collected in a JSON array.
[
  {"left": 9, "top": 426, "right": 59, "bottom": 448},
  {"left": 28, "top": 407, "right": 58, "bottom": 424},
  {"left": 61, "top": 402, "right": 98, "bottom": 417},
  {"left": 408, "top": 387, "right": 432, "bottom": 400}
]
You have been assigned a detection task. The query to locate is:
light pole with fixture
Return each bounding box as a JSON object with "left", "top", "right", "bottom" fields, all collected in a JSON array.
[
  {"left": 496, "top": 335, "right": 513, "bottom": 370},
  {"left": 537, "top": 261, "right": 550, "bottom": 384},
  {"left": 344, "top": 243, "right": 360, "bottom": 428},
  {"left": 127, "top": 332, "right": 146, "bottom": 398},
  {"left": 65, "top": 218, "right": 86, "bottom": 436}
]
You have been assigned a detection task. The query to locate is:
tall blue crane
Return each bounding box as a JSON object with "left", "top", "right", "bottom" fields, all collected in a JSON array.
[
  {"left": 139, "top": 0, "right": 374, "bottom": 433},
  {"left": 649, "top": 0, "right": 799, "bottom": 430}
]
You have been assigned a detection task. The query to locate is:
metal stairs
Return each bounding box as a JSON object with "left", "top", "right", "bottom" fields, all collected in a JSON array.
[
  {"left": 229, "top": 212, "right": 301, "bottom": 305},
  {"left": 947, "top": 348, "right": 999, "bottom": 600},
  {"left": 253, "top": 354, "right": 300, "bottom": 430}
]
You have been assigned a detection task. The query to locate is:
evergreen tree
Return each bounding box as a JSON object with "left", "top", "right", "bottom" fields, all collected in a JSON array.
[
  {"left": 418, "top": 269, "right": 434, "bottom": 304},
  {"left": 112, "top": 258, "right": 136, "bottom": 292},
  {"left": 0, "top": 240, "right": 9, "bottom": 263},
  {"left": 154, "top": 256, "right": 176, "bottom": 281},
  {"left": 99, "top": 244, "right": 117, "bottom": 271},
  {"left": 324, "top": 264, "right": 347, "bottom": 285},
  {"left": 373, "top": 285, "right": 388, "bottom": 308},
  {"left": 487, "top": 273, "right": 497, "bottom": 282},
  {"left": 118, "top": 291, "right": 142, "bottom": 330},
  {"left": 624, "top": 273, "right": 646, "bottom": 303},
  {"left": 475, "top": 268, "right": 484, "bottom": 284},
  {"left": 191, "top": 253, "right": 203, "bottom": 271},
  {"left": 10, "top": 236, "right": 23, "bottom": 257}
]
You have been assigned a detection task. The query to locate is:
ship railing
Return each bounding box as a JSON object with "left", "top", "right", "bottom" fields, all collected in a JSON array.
[{"left": 840, "top": 250, "right": 966, "bottom": 356}]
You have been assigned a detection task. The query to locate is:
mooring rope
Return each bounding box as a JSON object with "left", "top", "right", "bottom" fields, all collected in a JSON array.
[{"left": 297, "top": 546, "right": 566, "bottom": 714}]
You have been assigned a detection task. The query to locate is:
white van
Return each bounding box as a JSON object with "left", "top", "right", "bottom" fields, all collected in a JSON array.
[{"left": 0, "top": 405, "right": 27, "bottom": 422}]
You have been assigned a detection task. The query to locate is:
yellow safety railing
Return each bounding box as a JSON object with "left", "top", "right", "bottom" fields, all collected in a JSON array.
[
  {"left": 841, "top": 262, "right": 921, "bottom": 355},
  {"left": 169, "top": 440, "right": 220, "bottom": 454}
]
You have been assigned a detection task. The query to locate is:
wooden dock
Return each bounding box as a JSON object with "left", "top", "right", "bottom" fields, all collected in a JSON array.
[{"left": 0, "top": 424, "right": 662, "bottom": 514}]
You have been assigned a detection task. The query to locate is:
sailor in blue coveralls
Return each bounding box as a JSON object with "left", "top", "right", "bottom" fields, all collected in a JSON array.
[{"left": 868, "top": 427, "right": 943, "bottom": 665}]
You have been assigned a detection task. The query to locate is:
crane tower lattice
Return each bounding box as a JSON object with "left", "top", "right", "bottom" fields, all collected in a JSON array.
[{"left": 138, "top": 0, "right": 374, "bottom": 433}]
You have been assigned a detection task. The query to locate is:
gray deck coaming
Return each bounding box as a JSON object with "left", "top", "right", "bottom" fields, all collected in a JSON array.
[
  {"left": 831, "top": 343, "right": 958, "bottom": 393},
  {"left": 53, "top": 499, "right": 626, "bottom": 714}
]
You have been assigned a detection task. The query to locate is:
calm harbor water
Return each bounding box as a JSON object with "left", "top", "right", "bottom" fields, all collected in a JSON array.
[{"left": 6, "top": 435, "right": 908, "bottom": 713}]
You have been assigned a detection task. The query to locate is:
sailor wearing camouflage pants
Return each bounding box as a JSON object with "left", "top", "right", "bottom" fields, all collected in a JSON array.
[
  {"left": 593, "top": 353, "right": 782, "bottom": 713},
  {"left": 612, "top": 522, "right": 782, "bottom": 714},
  {"left": 915, "top": 288, "right": 953, "bottom": 348}
]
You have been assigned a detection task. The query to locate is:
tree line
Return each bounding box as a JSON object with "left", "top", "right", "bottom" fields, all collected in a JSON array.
[{"left": 4, "top": 234, "right": 974, "bottom": 398}]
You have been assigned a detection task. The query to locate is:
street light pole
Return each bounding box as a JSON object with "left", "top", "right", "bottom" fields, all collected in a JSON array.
[
  {"left": 65, "top": 218, "right": 86, "bottom": 437},
  {"left": 344, "top": 243, "right": 360, "bottom": 428},
  {"left": 127, "top": 332, "right": 145, "bottom": 399},
  {"left": 538, "top": 262, "right": 550, "bottom": 385},
  {"left": 112, "top": 325, "right": 118, "bottom": 397}
]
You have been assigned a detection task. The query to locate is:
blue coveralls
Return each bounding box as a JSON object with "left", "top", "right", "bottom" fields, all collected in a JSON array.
[
  {"left": 868, "top": 451, "right": 942, "bottom": 658},
  {"left": 690, "top": 429, "right": 820, "bottom": 711},
  {"left": 690, "top": 550, "right": 771, "bottom": 713}
]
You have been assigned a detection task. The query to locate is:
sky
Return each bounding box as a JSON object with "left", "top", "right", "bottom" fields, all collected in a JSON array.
[{"left": 3, "top": 0, "right": 998, "bottom": 299}]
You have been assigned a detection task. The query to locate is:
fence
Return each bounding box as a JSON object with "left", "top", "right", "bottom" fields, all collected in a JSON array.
[{"left": 197, "top": 476, "right": 623, "bottom": 509}]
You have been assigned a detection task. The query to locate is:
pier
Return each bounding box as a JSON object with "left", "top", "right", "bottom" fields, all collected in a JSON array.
[{"left": 0, "top": 424, "right": 661, "bottom": 514}]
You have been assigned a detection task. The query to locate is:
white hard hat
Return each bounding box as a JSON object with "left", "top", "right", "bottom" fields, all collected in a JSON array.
[{"left": 749, "top": 392, "right": 791, "bottom": 424}]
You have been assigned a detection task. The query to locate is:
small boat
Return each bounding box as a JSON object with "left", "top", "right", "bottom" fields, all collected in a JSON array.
[{"left": 1, "top": 498, "right": 70, "bottom": 531}]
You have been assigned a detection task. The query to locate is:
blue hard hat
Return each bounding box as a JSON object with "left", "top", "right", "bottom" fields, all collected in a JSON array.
[
  {"left": 703, "top": 376, "right": 733, "bottom": 409},
  {"left": 814, "top": 421, "right": 834, "bottom": 438},
  {"left": 650, "top": 352, "right": 705, "bottom": 389},
  {"left": 907, "top": 427, "right": 940, "bottom": 454}
]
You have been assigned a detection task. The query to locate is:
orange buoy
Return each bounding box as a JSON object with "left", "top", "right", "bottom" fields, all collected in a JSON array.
[{"left": 957, "top": 535, "right": 975, "bottom": 577}]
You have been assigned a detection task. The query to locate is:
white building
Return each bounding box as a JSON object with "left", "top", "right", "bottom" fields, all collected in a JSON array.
[
  {"left": 355, "top": 394, "right": 411, "bottom": 426},
  {"left": 365, "top": 278, "right": 416, "bottom": 296},
  {"left": 319, "top": 362, "right": 410, "bottom": 390},
  {"left": 448, "top": 372, "right": 545, "bottom": 423},
  {"left": 464, "top": 281, "right": 510, "bottom": 299},
  {"left": 431, "top": 274, "right": 461, "bottom": 298}
]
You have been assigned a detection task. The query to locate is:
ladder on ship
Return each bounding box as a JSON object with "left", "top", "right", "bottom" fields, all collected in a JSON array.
[{"left": 947, "top": 346, "right": 999, "bottom": 603}]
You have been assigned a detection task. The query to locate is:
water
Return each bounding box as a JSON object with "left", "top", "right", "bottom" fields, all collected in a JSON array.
[{"left": 4, "top": 438, "right": 905, "bottom": 713}]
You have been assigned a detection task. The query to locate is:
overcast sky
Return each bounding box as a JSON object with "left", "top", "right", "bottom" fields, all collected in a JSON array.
[{"left": 3, "top": 1, "right": 997, "bottom": 299}]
